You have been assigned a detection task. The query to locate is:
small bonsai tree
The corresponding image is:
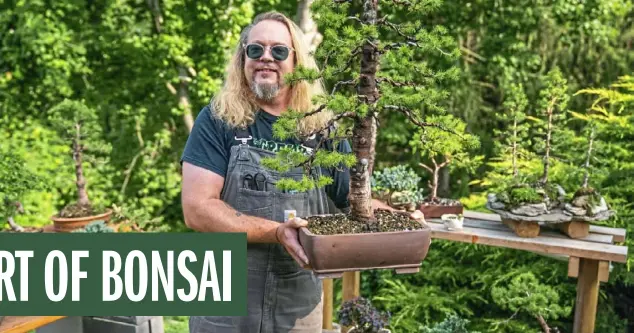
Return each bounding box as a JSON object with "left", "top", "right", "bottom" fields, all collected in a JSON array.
[
  {"left": 490, "top": 68, "right": 569, "bottom": 213},
  {"left": 0, "top": 150, "right": 46, "bottom": 231},
  {"left": 48, "top": 99, "right": 111, "bottom": 218},
  {"left": 262, "top": 0, "right": 462, "bottom": 231},
  {"left": 410, "top": 114, "right": 479, "bottom": 206},
  {"left": 495, "top": 82, "right": 530, "bottom": 179},
  {"left": 338, "top": 297, "right": 391, "bottom": 333},
  {"left": 371, "top": 165, "right": 425, "bottom": 210}
]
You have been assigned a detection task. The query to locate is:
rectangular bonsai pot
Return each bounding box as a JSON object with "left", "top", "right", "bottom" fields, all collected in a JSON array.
[
  {"left": 298, "top": 222, "right": 431, "bottom": 279},
  {"left": 418, "top": 204, "right": 463, "bottom": 218}
]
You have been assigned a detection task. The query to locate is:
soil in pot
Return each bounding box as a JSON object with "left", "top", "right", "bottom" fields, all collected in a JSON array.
[
  {"left": 418, "top": 197, "right": 463, "bottom": 218},
  {"left": 305, "top": 209, "right": 423, "bottom": 235}
]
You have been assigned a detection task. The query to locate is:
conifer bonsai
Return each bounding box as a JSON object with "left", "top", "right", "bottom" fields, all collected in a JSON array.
[
  {"left": 486, "top": 68, "right": 573, "bottom": 237},
  {"left": 261, "top": 0, "right": 460, "bottom": 274},
  {"left": 47, "top": 99, "right": 113, "bottom": 231},
  {"left": 371, "top": 165, "right": 425, "bottom": 212},
  {"left": 0, "top": 150, "right": 46, "bottom": 232},
  {"left": 411, "top": 114, "right": 479, "bottom": 217},
  {"left": 562, "top": 85, "right": 617, "bottom": 222}
]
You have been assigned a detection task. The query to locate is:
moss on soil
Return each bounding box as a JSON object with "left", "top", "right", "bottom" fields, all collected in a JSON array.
[{"left": 306, "top": 209, "right": 424, "bottom": 235}]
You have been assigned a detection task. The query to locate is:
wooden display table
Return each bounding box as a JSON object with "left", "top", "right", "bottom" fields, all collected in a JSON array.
[{"left": 328, "top": 210, "right": 628, "bottom": 333}]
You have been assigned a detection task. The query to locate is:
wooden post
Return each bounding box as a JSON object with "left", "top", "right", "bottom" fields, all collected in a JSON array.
[
  {"left": 342, "top": 271, "right": 360, "bottom": 301},
  {"left": 322, "top": 278, "right": 333, "bottom": 330},
  {"left": 573, "top": 258, "right": 600, "bottom": 333}
]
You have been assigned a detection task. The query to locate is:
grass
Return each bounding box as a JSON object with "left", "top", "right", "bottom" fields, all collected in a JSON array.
[{"left": 164, "top": 316, "right": 189, "bottom": 333}]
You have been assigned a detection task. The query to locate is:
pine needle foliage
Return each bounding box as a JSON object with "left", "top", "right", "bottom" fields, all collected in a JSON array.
[{"left": 265, "top": 0, "right": 463, "bottom": 222}]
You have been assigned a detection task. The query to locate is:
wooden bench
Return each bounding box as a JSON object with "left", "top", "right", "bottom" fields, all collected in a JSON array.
[
  {"left": 0, "top": 317, "right": 67, "bottom": 333},
  {"left": 326, "top": 210, "right": 628, "bottom": 333}
]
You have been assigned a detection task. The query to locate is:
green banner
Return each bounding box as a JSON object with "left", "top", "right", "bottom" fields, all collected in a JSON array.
[{"left": 0, "top": 233, "right": 247, "bottom": 316}]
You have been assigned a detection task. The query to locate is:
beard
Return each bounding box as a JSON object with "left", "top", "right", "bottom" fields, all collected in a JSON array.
[{"left": 250, "top": 81, "right": 280, "bottom": 102}]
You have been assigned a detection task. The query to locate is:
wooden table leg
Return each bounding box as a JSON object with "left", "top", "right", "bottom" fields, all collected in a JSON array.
[
  {"left": 573, "top": 258, "right": 600, "bottom": 333},
  {"left": 342, "top": 271, "right": 360, "bottom": 301},
  {"left": 322, "top": 278, "right": 333, "bottom": 330}
]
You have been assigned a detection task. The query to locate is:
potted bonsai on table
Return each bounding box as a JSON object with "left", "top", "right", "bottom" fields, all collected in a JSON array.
[
  {"left": 47, "top": 99, "right": 113, "bottom": 232},
  {"left": 410, "top": 114, "right": 479, "bottom": 218},
  {"left": 371, "top": 165, "right": 425, "bottom": 212},
  {"left": 0, "top": 150, "right": 46, "bottom": 232},
  {"left": 558, "top": 87, "right": 617, "bottom": 233},
  {"left": 262, "top": 0, "right": 467, "bottom": 277},
  {"left": 486, "top": 69, "right": 573, "bottom": 238}
]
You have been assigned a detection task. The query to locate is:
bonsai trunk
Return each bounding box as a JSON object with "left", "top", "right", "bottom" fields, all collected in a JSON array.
[
  {"left": 349, "top": 0, "right": 379, "bottom": 225},
  {"left": 540, "top": 98, "right": 556, "bottom": 184},
  {"left": 582, "top": 125, "right": 595, "bottom": 188},
  {"left": 512, "top": 118, "right": 518, "bottom": 177},
  {"left": 74, "top": 124, "right": 91, "bottom": 208},
  {"left": 420, "top": 156, "right": 450, "bottom": 202}
]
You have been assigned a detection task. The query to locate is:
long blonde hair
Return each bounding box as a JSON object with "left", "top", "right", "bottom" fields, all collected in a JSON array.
[{"left": 211, "top": 11, "right": 331, "bottom": 136}]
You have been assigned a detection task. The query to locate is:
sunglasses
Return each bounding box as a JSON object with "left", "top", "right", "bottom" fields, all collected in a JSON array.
[{"left": 244, "top": 43, "right": 294, "bottom": 61}]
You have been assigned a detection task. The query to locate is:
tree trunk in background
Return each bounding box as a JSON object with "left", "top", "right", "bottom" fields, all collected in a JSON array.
[
  {"left": 296, "top": 0, "right": 322, "bottom": 52},
  {"left": 178, "top": 67, "right": 194, "bottom": 133}
]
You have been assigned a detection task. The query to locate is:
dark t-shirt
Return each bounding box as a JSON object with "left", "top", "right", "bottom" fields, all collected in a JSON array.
[{"left": 180, "top": 105, "right": 352, "bottom": 209}]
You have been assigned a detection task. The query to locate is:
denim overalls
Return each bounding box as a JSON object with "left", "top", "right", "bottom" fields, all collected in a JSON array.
[{"left": 189, "top": 128, "right": 334, "bottom": 333}]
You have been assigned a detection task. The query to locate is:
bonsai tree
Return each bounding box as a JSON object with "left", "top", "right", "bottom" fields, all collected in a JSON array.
[
  {"left": 559, "top": 78, "right": 631, "bottom": 221},
  {"left": 410, "top": 114, "right": 479, "bottom": 215},
  {"left": 371, "top": 165, "right": 425, "bottom": 211},
  {"left": 488, "top": 68, "right": 569, "bottom": 216},
  {"left": 48, "top": 99, "right": 111, "bottom": 218},
  {"left": 338, "top": 297, "right": 391, "bottom": 333},
  {"left": 0, "top": 150, "right": 46, "bottom": 231},
  {"left": 262, "top": 0, "right": 462, "bottom": 231},
  {"left": 495, "top": 82, "right": 531, "bottom": 179}
]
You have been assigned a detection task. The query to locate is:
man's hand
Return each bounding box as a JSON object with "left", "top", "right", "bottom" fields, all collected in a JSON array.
[{"left": 276, "top": 218, "right": 310, "bottom": 267}]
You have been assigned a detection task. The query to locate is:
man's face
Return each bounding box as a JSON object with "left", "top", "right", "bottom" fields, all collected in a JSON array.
[{"left": 244, "top": 20, "right": 295, "bottom": 101}]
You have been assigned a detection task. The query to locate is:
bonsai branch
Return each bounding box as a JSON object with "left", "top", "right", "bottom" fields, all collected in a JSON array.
[
  {"left": 331, "top": 79, "right": 357, "bottom": 95},
  {"left": 303, "top": 111, "right": 356, "bottom": 139},
  {"left": 330, "top": 47, "right": 362, "bottom": 76},
  {"left": 304, "top": 104, "right": 328, "bottom": 117},
  {"left": 377, "top": 16, "right": 409, "bottom": 39},
  {"left": 376, "top": 77, "right": 417, "bottom": 87},
  {"left": 383, "top": 105, "right": 461, "bottom": 137},
  {"left": 535, "top": 314, "right": 551, "bottom": 333}
]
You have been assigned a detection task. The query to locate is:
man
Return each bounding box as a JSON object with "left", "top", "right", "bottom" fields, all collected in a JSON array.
[{"left": 181, "top": 11, "right": 409, "bottom": 333}]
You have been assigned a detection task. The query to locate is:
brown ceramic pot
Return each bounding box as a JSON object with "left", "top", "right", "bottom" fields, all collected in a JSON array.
[
  {"left": 418, "top": 203, "right": 463, "bottom": 218},
  {"left": 51, "top": 209, "right": 113, "bottom": 233},
  {"left": 298, "top": 215, "right": 431, "bottom": 279}
]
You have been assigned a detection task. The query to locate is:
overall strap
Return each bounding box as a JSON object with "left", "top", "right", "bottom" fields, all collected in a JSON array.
[{"left": 234, "top": 127, "right": 252, "bottom": 145}]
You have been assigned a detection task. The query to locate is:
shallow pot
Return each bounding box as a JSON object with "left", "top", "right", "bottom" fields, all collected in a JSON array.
[
  {"left": 298, "top": 213, "right": 431, "bottom": 279},
  {"left": 51, "top": 209, "right": 113, "bottom": 233},
  {"left": 418, "top": 202, "right": 463, "bottom": 218}
]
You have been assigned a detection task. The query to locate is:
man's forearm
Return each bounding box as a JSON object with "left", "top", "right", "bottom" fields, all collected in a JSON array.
[{"left": 184, "top": 198, "right": 279, "bottom": 243}]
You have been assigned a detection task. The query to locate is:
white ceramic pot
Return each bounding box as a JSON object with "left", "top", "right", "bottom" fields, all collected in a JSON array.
[{"left": 441, "top": 214, "right": 464, "bottom": 230}]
